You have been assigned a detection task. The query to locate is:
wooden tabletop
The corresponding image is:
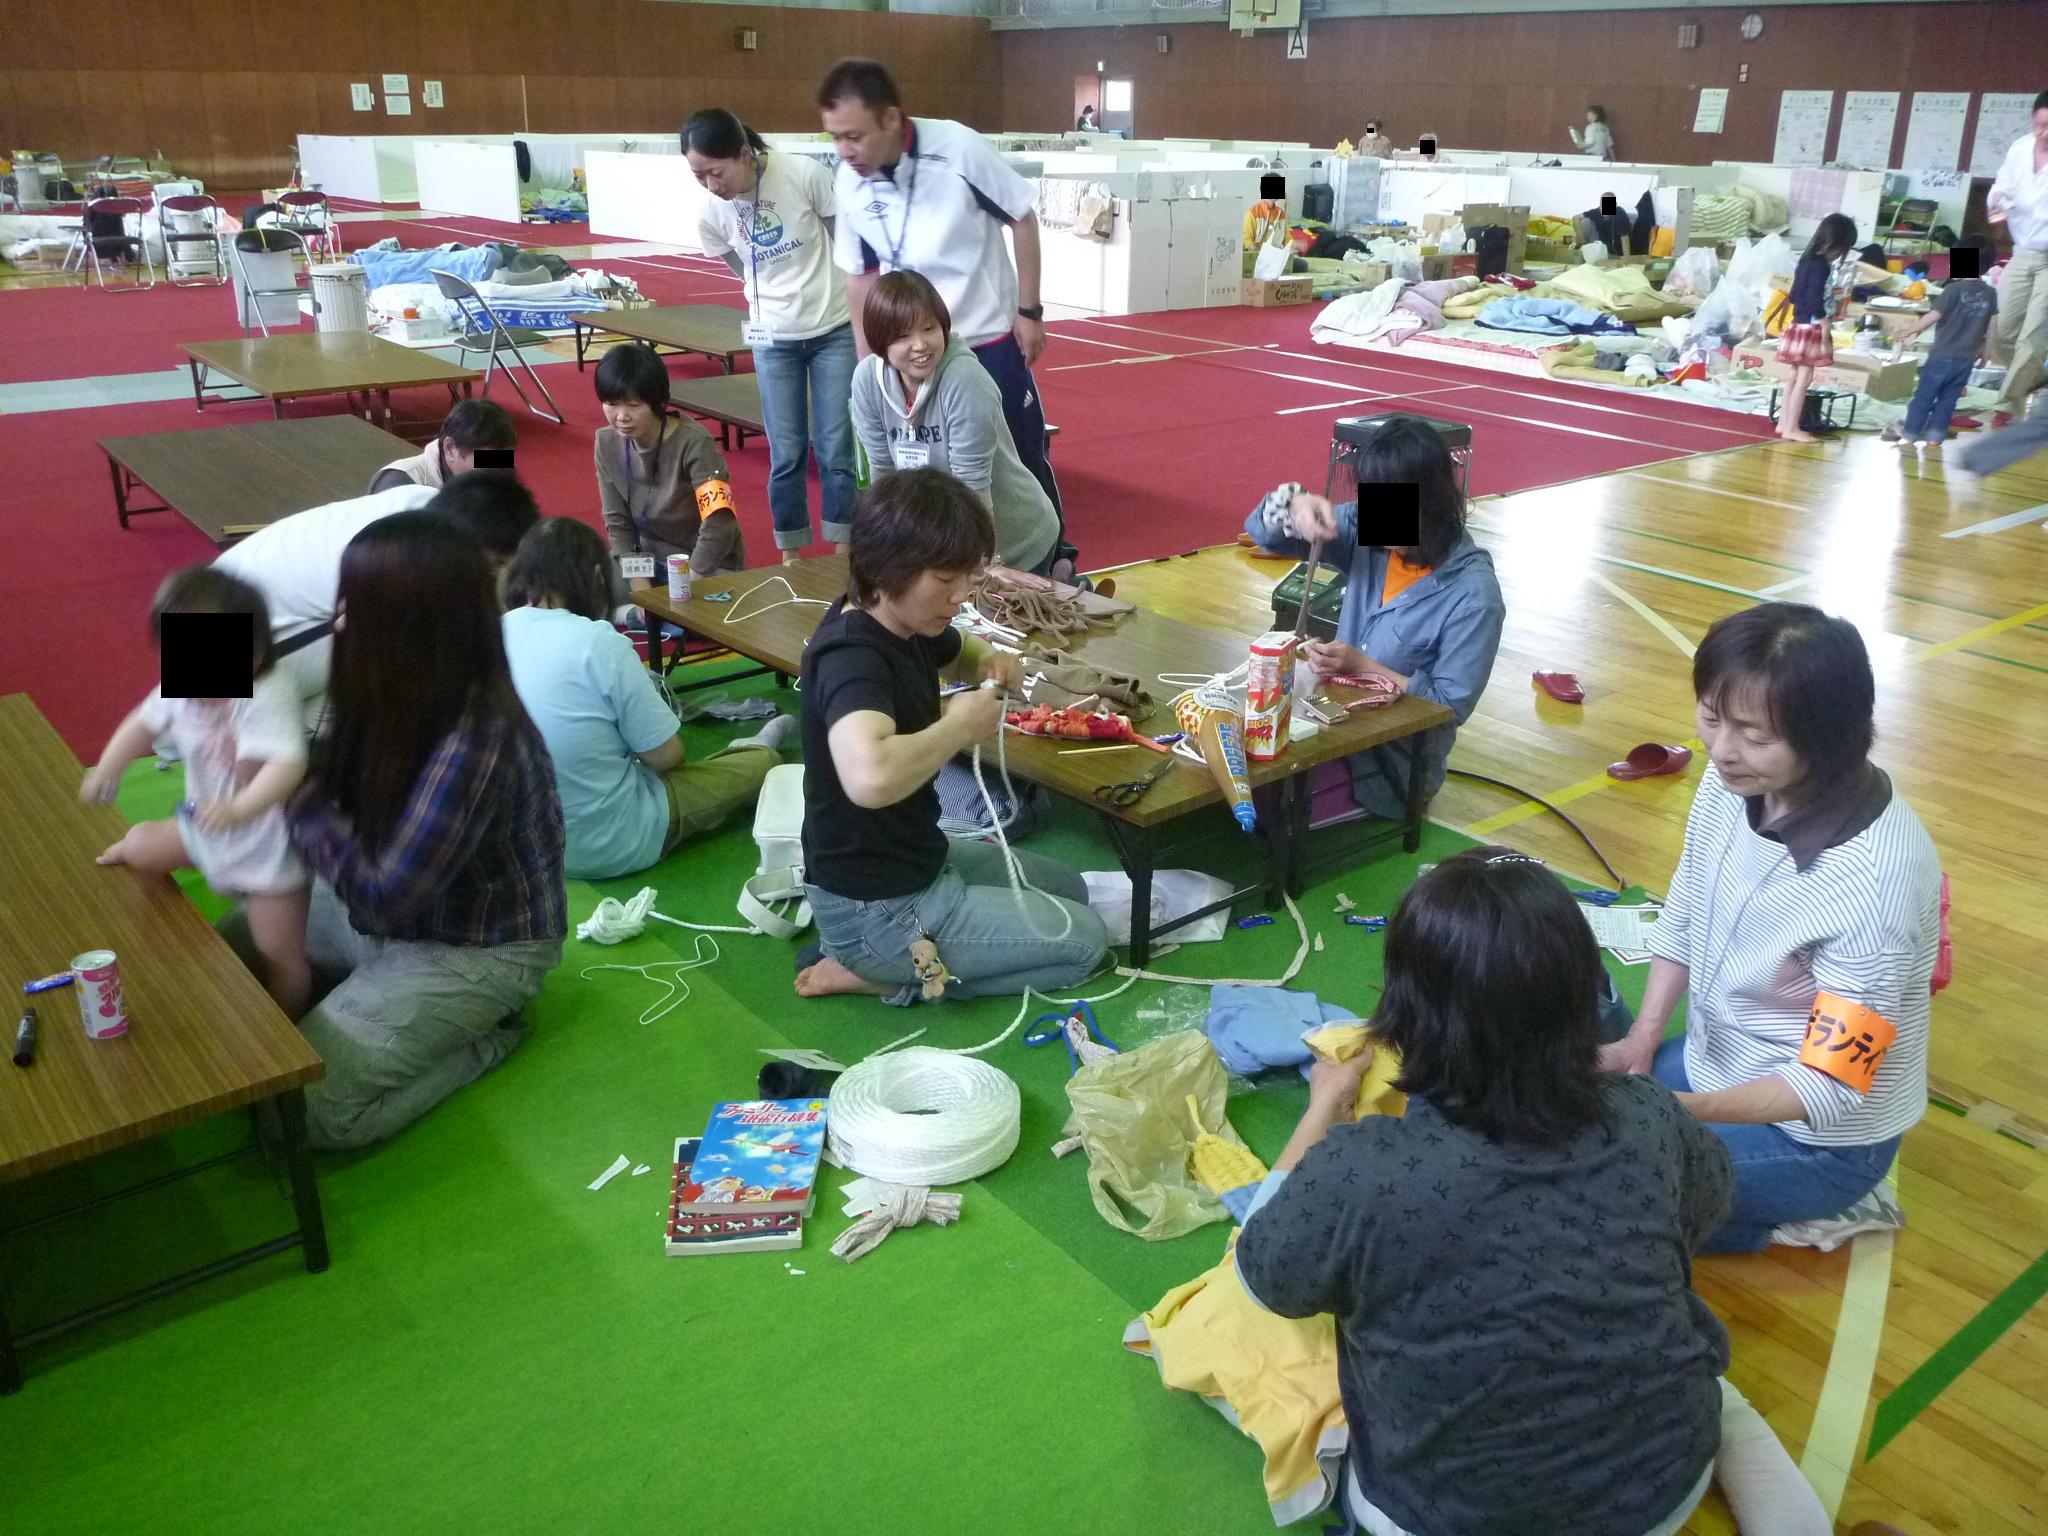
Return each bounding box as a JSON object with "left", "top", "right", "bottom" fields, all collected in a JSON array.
[
  {"left": 100, "top": 416, "right": 414, "bottom": 543},
  {"left": 0, "top": 695, "right": 323, "bottom": 1185},
  {"left": 178, "top": 333, "right": 481, "bottom": 399},
  {"left": 672, "top": 371, "right": 765, "bottom": 429},
  {"left": 637, "top": 550, "right": 1453, "bottom": 830},
  {"left": 576, "top": 304, "right": 751, "bottom": 360}
]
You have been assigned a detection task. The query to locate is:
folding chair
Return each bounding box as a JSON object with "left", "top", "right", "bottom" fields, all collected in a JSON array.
[
  {"left": 431, "top": 269, "right": 564, "bottom": 424},
  {"left": 159, "top": 193, "right": 227, "bottom": 286},
  {"left": 232, "top": 226, "right": 313, "bottom": 335},
  {"left": 75, "top": 196, "right": 157, "bottom": 291},
  {"left": 273, "top": 189, "right": 339, "bottom": 262}
]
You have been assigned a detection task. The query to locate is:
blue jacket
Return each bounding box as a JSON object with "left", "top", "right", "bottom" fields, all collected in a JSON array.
[
  {"left": 1475, "top": 296, "right": 1634, "bottom": 337},
  {"left": 1246, "top": 493, "right": 1506, "bottom": 819}
]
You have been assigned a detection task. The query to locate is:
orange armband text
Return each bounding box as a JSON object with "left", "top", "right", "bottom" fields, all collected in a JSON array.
[
  {"left": 695, "top": 479, "right": 735, "bottom": 518},
  {"left": 1798, "top": 992, "right": 1899, "bottom": 1094}
]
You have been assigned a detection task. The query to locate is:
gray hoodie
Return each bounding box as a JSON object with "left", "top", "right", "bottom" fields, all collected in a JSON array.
[{"left": 850, "top": 335, "right": 1060, "bottom": 572}]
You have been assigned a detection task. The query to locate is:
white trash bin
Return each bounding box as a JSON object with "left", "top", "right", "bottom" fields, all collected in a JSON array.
[{"left": 309, "top": 262, "right": 369, "bottom": 333}]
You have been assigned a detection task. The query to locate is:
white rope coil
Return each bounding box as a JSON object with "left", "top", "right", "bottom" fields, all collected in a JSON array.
[{"left": 827, "top": 1048, "right": 1021, "bottom": 1186}]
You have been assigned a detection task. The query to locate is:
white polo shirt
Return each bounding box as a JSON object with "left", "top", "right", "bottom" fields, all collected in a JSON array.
[
  {"left": 1989, "top": 132, "right": 2048, "bottom": 252},
  {"left": 697, "top": 150, "right": 849, "bottom": 342},
  {"left": 833, "top": 117, "right": 1036, "bottom": 348}
]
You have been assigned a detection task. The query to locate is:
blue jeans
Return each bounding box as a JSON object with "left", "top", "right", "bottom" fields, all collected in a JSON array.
[
  {"left": 806, "top": 841, "right": 1108, "bottom": 1008},
  {"left": 971, "top": 332, "right": 1064, "bottom": 517},
  {"left": 753, "top": 323, "right": 857, "bottom": 550},
  {"left": 1902, "top": 354, "right": 1974, "bottom": 444},
  {"left": 1653, "top": 1038, "right": 1899, "bottom": 1253}
]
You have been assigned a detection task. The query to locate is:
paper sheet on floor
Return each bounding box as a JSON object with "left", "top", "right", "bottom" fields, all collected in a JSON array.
[{"left": 1581, "top": 903, "right": 1662, "bottom": 963}]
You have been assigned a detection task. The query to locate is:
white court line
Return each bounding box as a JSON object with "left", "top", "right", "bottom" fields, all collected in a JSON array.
[
  {"left": 1758, "top": 575, "right": 1817, "bottom": 596},
  {"left": 1066, "top": 317, "right": 1771, "bottom": 443},
  {"left": 1273, "top": 384, "right": 1478, "bottom": 415},
  {"left": 1626, "top": 471, "right": 1809, "bottom": 514},
  {"left": 1589, "top": 570, "right": 1697, "bottom": 657},
  {"left": 1799, "top": 1229, "right": 1897, "bottom": 1519},
  {"left": 1942, "top": 503, "right": 2048, "bottom": 538}
]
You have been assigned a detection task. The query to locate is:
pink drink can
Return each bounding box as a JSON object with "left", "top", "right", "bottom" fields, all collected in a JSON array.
[
  {"left": 72, "top": 949, "right": 128, "bottom": 1039},
  {"left": 667, "top": 554, "right": 692, "bottom": 603}
]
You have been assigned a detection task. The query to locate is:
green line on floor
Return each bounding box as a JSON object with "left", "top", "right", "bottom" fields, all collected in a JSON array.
[{"left": 1864, "top": 1244, "right": 2048, "bottom": 1461}]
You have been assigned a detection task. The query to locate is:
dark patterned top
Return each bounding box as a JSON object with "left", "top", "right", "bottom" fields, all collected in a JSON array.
[{"left": 1236, "top": 1074, "right": 1732, "bottom": 1536}]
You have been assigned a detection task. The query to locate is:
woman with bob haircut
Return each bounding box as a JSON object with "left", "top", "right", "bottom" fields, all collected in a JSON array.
[
  {"left": 848, "top": 271, "right": 1061, "bottom": 576},
  {"left": 500, "top": 517, "right": 790, "bottom": 880},
  {"left": 1235, "top": 848, "right": 1830, "bottom": 1536},
  {"left": 1604, "top": 602, "right": 1942, "bottom": 1253},
  {"left": 1243, "top": 415, "right": 1505, "bottom": 827},
  {"left": 793, "top": 467, "right": 1103, "bottom": 1004}
]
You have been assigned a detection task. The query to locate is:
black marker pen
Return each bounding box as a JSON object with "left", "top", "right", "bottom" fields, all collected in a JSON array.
[{"left": 13, "top": 1007, "right": 36, "bottom": 1067}]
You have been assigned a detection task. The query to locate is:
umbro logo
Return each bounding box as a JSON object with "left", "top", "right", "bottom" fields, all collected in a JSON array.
[{"left": 865, "top": 200, "right": 889, "bottom": 216}]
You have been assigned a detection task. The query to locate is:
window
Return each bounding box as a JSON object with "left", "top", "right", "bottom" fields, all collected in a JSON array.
[{"left": 1104, "top": 79, "right": 1133, "bottom": 114}]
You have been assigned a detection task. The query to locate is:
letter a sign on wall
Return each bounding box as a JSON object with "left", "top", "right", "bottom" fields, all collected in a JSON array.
[{"left": 1285, "top": 26, "right": 1308, "bottom": 60}]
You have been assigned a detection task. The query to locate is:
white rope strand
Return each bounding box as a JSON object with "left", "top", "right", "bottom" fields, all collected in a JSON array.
[{"left": 826, "top": 1049, "right": 1021, "bottom": 1186}]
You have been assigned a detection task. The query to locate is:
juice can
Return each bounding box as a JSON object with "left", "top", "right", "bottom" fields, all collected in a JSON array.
[
  {"left": 667, "top": 554, "right": 692, "bottom": 604},
  {"left": 72, "top": 949, "right": 128, "bottom": 1040},
  {"left": 1244, "top": 631, "right": 1298, "bottom": 762}
]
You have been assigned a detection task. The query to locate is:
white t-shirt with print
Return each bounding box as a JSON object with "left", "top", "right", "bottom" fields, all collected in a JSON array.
[
  {"left": 698, "top": 151, "right": 849, "bottom": 343},
  {"left": 832, "top": 117, "right": 1036, "bottom": 348},
  {"left": 139, "top": 671, "right": 309, "bottom": 896}
]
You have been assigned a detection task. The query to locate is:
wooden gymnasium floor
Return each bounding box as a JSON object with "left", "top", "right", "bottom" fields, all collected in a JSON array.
[{"left": 1429, "top": 434, "right": 2048, "bottom": 1535}]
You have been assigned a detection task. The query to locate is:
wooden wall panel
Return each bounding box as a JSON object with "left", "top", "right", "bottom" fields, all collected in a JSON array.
[
  {"left": 0, "top": 0, "right": 1000, "bottom": 191},
  {"left": 997, "top": 2, "right": 2043, "bottom": 169}
]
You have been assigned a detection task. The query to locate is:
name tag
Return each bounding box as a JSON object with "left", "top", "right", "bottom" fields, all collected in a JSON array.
[
  {"left": 618, "top": 555, "right": 656, "bottom": 580},
  {"left": 892, "top": 444, "right": 931, "bottom": 471},
  {"left": 741, "top": 322, "right": 776, "bottom": 348}
]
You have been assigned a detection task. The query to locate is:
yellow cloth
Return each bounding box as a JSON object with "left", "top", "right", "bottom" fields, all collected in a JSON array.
[
  {"left": 1540, "top": 340, "right": 1657, "bottom": 388},
  {"left": 1529, "top": 214, "right": 1577, "bottom": 244},
  {"left": 1125, "top": 1038, "right": 1405, "bottom": 1522},
  {"left": 1537, "top": 262, "right": 1692, "bottom": 323},
  {"left": 1764, "top": 288, "right": 1791, "bottom": 337},
  {"left": 1441, "top": 281, "right": 1518, "bottom": 321},
  {"left": 1651, "top": 226, "right": 1675, "bottom": 258}
]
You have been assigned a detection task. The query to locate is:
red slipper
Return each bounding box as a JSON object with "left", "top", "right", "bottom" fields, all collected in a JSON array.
[
  {"left": 1608, "top": 743, "right": 1693, "bottom": 781},
  {"left": 1533, "top": 670, "right": 1585, "bottom": 703}
]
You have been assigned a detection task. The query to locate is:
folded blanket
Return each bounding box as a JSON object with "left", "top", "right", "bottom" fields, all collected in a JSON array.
[
  {"left": 1538, "top": 262, "right": 1695, "bottom": 324},
  {"left": 1308, "top": 277, "right": 1407, "bottom": 345},
  {"left": 1541, "top": 340, "right": 1657, "bottom": 386},
  {"left": 1476, "top": 296, "right": 1634, "bottom": 337},
  {"left": 1441, "top": 281, "right": 1518, "bottom": 321}
]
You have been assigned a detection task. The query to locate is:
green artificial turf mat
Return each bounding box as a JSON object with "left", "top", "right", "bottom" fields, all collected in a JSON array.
[{"left": 0, "top": 662, "right": 1671, "bottom": 1534}]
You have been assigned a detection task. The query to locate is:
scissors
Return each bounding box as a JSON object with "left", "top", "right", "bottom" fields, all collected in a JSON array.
[{"left": 1094, "top": 760, "right": 1173, "bottom": 808}]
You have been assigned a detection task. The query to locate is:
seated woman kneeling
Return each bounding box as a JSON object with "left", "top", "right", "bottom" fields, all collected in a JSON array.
[
  {"left": 1237, "top": 850, "right": 1829, "bottom": 1536},
  {"left": 502, "top": 518, "right": 792, "bottom": 880},
  {"left": 369, "top": 397, "right": 518, "bottom": 493},
  {"left": 795, "top": 469, "right": 1107, "bottom": 1004},
  {"left": 1243, "top": 416, "right": 1504, "bottom": 826}
]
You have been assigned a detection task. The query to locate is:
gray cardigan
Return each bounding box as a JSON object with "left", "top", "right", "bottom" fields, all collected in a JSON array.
[{"left": 850, "top": 336, "right": 1059, "bottom": 572}]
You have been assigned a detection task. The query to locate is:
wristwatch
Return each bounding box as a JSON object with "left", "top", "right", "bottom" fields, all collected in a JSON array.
[{"left": 1017, "top": 305, "right": 1044, "bottom": 321}]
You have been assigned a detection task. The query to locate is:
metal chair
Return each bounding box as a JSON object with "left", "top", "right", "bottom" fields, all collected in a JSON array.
[
  {"left": 71, "top": 196, "right": 157, "bottom": 291},
  {"left": 273, "top": 189, "right": 339, "bottom": 261},
  {"left": 232, "top": 226, "right": 314, "bottom": 335},
  {"left": 159, "top": 193, "right": 227, "bottom": 286},
  {"left": 430, "top": 269, "right": 564, "bottom": 424}
]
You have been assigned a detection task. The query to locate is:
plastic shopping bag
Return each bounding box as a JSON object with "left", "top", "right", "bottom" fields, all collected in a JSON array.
[
  {"left": 1253, "top": 239, "right": 1291, "bottom": 282},
  {"left": 1064, "top": 1030, "right": 1244, "bottom": 1241},
  {"left": 1665, "top": 245, "right": 1721, "bottom": 299}
]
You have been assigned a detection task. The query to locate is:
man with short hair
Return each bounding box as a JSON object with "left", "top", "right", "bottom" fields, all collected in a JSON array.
[
  {"left": 1986, "top": 89, "right": 2048, "bottom": 424},
  {"left": 817, "top": 58, "right": 1062, "bottom": 517},
  {"left": 212, "top": 473, "right": 539, "bottom": 731}
]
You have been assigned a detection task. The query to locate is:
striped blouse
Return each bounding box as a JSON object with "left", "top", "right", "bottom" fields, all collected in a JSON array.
[{"left": 1647, "top": 764, "right": 1941, "bottom": 1148}]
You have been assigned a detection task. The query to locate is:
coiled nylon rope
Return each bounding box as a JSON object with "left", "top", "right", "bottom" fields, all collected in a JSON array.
[{"left": 825, "top": 1048, "right": 1021, "bottom": 1186}]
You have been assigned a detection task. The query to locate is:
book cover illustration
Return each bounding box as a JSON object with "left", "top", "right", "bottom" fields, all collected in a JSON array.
[{"left": 680, "top": 1100, "right": 827, "bottom": 1214}]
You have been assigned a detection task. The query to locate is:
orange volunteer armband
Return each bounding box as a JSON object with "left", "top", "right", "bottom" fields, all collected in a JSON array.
[
  {"left": 1798, "top": 992, "right": 1899, "bottom": 1094},
  {"left": 695, "top": 479, "right": 735, "bottom": 518}
]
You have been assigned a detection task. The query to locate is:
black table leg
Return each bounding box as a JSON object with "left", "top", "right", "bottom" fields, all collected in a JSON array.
[
  {"left": 0, "top": 1253, "right": 21, "bottom": 1395},
  {"left": 1402, "top": 743, "right": 1427, "bottom": 853},
  {"left": 574, "top": 324, "right": 589, "bottom": 371},
  {"left": 1281, "top": 772, "right": 1312, "bottom": 899},
  {"left": 189, "top": 358, "right": 206, "bottom": 412},
  {"left": 270, "top": 1090, "right": 328, "bottom": 1273},
  {"left": 1124, "top": 822, "right": 1156, "bottom": 970},
  {"left": 108, "top": 453, "right": 129, "bottom": 529},
  {"left": 644, "top": 608, "right": 665, "bottom": 674}
]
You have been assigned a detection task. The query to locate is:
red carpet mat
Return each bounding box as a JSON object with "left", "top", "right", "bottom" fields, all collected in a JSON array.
[{"left": 1, "top": 288, "right": 1776, "bottom": 754}]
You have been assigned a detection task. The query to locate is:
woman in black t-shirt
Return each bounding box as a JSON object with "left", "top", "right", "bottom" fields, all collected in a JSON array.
[{"left": 794, "top": 469, "right": 1108, "bottom": 1005}]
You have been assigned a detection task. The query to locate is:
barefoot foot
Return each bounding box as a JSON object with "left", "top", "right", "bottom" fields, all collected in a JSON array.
[{"left": 795, "top": 956, "right": 894, "bottom": 998}]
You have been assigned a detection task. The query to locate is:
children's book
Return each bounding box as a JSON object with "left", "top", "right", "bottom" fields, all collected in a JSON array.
[
  {"left": 677, "top": 1100, "right": 828, "bottom": 1217},
  {"left": 666, "top": 1138, "right": 804, "bottom": 1256}
]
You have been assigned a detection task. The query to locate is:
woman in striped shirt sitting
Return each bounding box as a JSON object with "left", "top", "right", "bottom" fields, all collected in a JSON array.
[{"left": 1601, "top": 603, "right": 1942, "bottom": 1252}]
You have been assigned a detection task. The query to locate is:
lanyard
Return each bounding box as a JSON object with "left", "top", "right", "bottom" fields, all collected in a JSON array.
[
  {"left": 865, "top": 132, "right": 919, "bottom": 269},
  {"left": 620, "top": 415, "right": 673, "bottom": 548},
  {"left": 739, "top": 152, "right": 765, "bottom": 322}
]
